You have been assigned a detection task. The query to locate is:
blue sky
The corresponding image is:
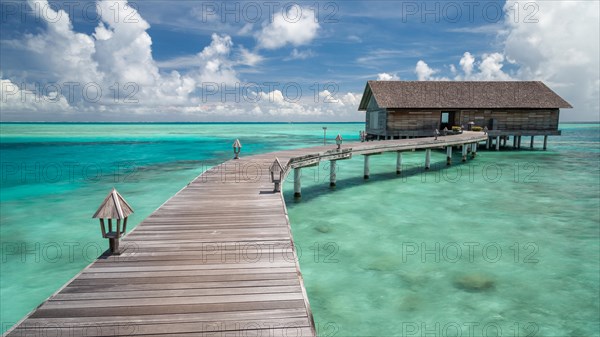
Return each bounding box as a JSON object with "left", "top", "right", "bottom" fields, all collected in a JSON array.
[{"left": 0, "top": 0, "right": 598, "bottom": 121}]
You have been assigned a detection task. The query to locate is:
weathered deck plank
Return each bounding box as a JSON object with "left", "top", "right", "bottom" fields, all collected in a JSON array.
[{"left": 4, "top": 132, "right": 486, "bottom": 337}]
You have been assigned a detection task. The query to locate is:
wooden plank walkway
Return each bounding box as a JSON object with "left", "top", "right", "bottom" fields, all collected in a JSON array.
[{"left": 4, "top": 132, "right": 487, "bottom": 337}]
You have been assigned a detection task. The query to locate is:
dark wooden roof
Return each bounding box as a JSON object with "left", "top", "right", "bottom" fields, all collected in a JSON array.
[
  {"left": 92, "top": 188, "right": 134, "bottom": 219},
  {"left": 358, "top": 81, "right": 572, "bottom": 110}
]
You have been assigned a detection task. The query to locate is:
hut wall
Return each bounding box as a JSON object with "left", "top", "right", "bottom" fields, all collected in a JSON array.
[
  {"left": 386, "top": 108, "right": 559, "bottom": 132},
  {"left": 365, "top": 96, "right": 387, "bottom": 135},
  {"left": 386, "top": 109, "right": 440, "bottom": 131},
  {"left": 459, "top": 109, "right": 559, "bottom": 130}
]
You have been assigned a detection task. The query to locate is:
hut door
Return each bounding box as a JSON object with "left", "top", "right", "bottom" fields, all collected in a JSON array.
[{"left": 440, "top": 111, "right": 455, "bottom": 130}]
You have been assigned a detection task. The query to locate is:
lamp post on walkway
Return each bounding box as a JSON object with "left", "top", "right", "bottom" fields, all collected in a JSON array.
[
  {"left": 233, "top": 139, "right": 241, "bottom": 159},
  {"left": 335, "top": 134, "right": 343, "bottom": 150},
  {"left": 270, "top": 158, "right": 284, "bottom": 192}
]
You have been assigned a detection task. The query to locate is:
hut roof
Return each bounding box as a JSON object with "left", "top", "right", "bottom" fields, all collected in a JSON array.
[
  {"left": 358, "top": 81, "right": 572, "bottom": 110},
  {"left": 92, "top": 188, "right": 134, "bottom": 219}
]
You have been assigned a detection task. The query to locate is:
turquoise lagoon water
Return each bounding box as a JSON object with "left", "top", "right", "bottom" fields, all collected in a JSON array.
[{"left": 1, "top": 123, "right": 598, "bottom": 336}]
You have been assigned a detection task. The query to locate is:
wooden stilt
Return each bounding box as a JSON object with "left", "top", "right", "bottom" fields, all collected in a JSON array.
[
  {"left": 495, "top": 136, "right": 500, "bottom": 151},
  {"left": 513, "top": 136, "right": 517, "bottom": 148},
  {"left": 486, "top": 137, "right": 490, "bottom": 149},
  {"left": 517, "top": 136, "right": 522, "bottom": 149},
  {"left": 530, "top": 136, "right": 534, "bottom": 148},
  {"left": 425, "top": 149, "right": 431, "bottom": 170},
  {"left": 543, "top": 135, "right": 548, "bottom": 150},
  {"left": 471, "top": 143, "right": 477, "bottom": 158},
  {"left": 396, "top": 152, "right": 402, "bottom": 174},
  {"left": 329, "top": 161, "right": 337, "bottom": 187},
  {"left": 461, "top": 144, "right": 467, "bottom": 162},
  {"left": 294, "top": 168, "right": 301, "bottom": 198},
  {"left": 446, "top": 146, "right": 452, "bottom": 165},
  {"left": 364, "top": 155, "right": 370, "bottom": 179},
  {"left": 502, "top": 137, "right": 507, "bottom": 147}
]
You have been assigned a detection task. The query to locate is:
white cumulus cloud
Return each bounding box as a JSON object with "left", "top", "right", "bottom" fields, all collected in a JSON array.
[
  {"left": 415, "top": 60, "right": 449, "bottom": 81},
  {"left": 25, "top": 0, "right": 100, "bottom": 83},
  {"left": 377, "top": 73, "right": 399, "bottom": 81},
  {"left": 0, "top": 78, "right": 73, "bottom": 119},
  {"left": 459, "top": 52, "right": 475, "bottom": 77},
  {"left": 503, "top": 0, "right": 599, "bottom": 119},
  {"left": 1, "top": 0, "right": 359, "bottom": 121},
  {"left": 416, "top": 1, "right": 598, "bottom": 120},
  {"left": 194, "top": 34, "right": 239, "bottom": 85},
  {"left": 256, "top": 5, "right": 320, "bottom": 49},
  {"left": 450, "top": 52, "right": 514, "bottom": 81}
]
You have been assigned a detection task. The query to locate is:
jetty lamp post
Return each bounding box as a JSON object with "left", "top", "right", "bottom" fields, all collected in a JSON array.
[
  {"left": 270, "top": 157, "right": 285, "bottom": 192},
  {"left": 335, "top": 134, "right": 343, "bottom": 150},
  {"left": 92, "top": 188, "right": 134, "bottom": 255},
  {"left": 233, "top": 139, "right": 242, "bottom": 159}
]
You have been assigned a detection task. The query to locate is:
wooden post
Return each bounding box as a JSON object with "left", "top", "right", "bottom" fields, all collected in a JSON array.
[
  {"left": 446, "top": 146, "right": 452, "bottom": 165},
  {"left": 425, "top": 149, "right": 431, "bottom": 170},
  {"left": 486, "top": 137, "right": 490, "bottom": 149},
  {"left": 530, "top": 136, "right": 534, "bottom": 148},
  {"left": 517, "top": 136, "right": 522, "bottom": 149},
  {"left": 495, "top": 136, "right": 500, "bottom": 151},
  {"left": 396, "top": 152, "right": 402, "bottom": 174},
  {"left": 461, "top": 144, "right": 467, "bottom": 162},
  {"left": 502, "top": 137, "right": 507, "bottom": 147},
  {"left": 109, "top": 238, "right": 119, "bottom": 255},
  {"left": 471, "top": 143, "right": 477, "bottom": 158},
  {"left": 99, "top": 218, "right": 106, "bottom": 237},
  {"left": 543, "top": 135, "right": 548, "bottom": 150},
  {"left": 364, "top": 155, "right": 370, "bottom": 179},
  {"left": 329, "top": 161, "right": 337, "bottom": 187},
  {"left": 294, "top": 168, "right": 301, "bottom": 198}
]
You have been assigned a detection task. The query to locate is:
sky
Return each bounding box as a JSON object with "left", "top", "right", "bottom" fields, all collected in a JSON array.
[{"left": 0, "top": 0, "right": 598, "bottom": 122}]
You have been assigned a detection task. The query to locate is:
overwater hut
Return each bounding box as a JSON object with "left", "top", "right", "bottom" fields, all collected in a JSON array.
[{"left": 358, "top": 81, "right": 572, "bottom": 149}]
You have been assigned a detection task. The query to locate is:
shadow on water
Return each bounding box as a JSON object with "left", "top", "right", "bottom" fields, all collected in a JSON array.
[
  {"left": 284, "top": 155, "right": 477, "bottom": 204},
  {"left": 282, "top": 142, "right": 563, "bottom": 205}
]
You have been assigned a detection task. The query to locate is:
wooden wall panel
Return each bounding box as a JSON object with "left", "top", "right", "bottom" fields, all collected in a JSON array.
[
  {"left": 387, "top": 109, "right": 439, "bottom": 131},
  {"left": 385, "top": 108, "right": 559, "bottom": 132}
]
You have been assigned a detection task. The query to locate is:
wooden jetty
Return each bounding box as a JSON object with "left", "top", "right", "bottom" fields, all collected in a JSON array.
[{"left": 4, "top": 132, "right": 487, "bottom": 337}]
